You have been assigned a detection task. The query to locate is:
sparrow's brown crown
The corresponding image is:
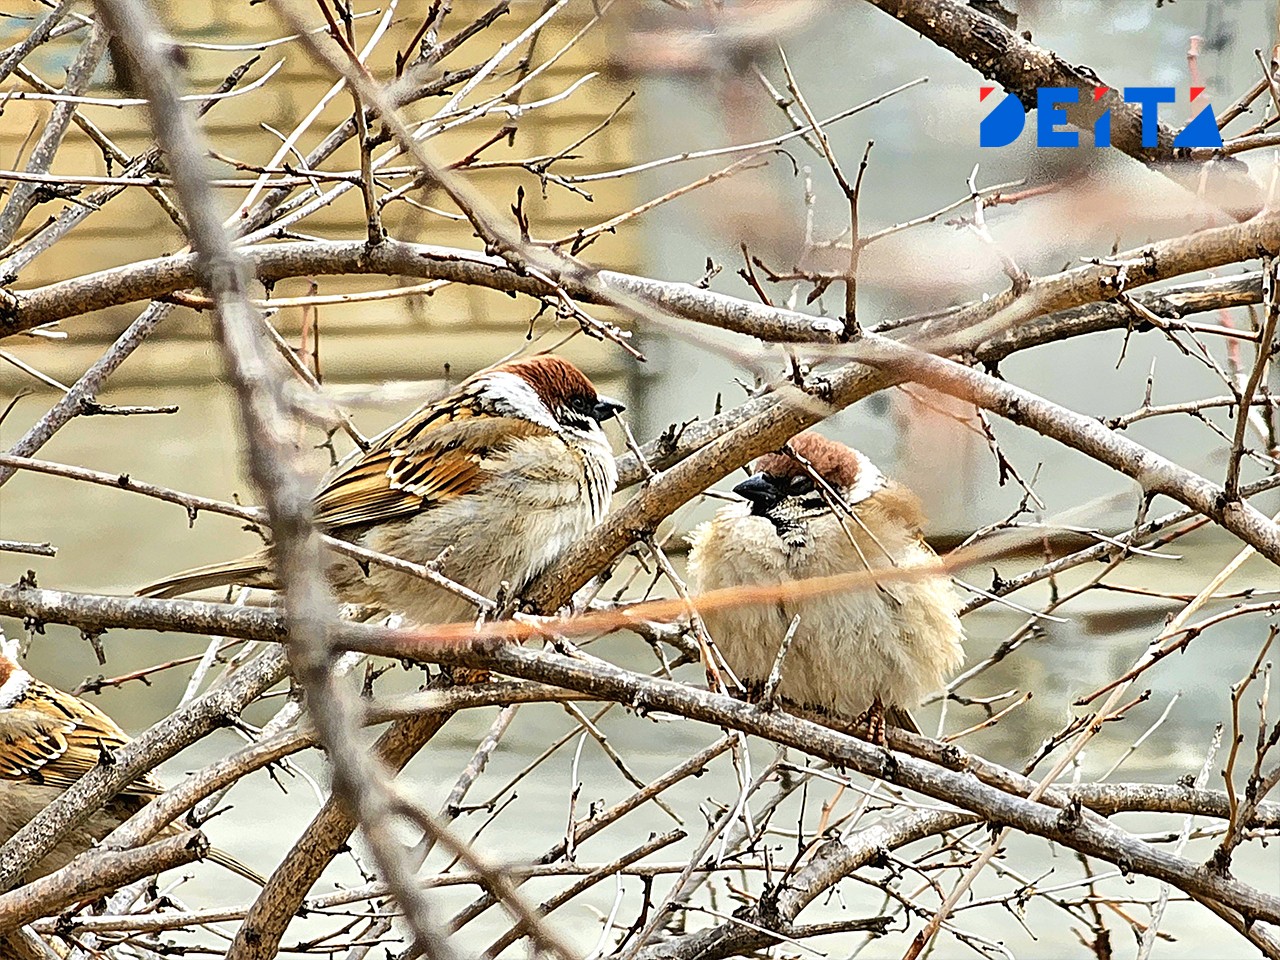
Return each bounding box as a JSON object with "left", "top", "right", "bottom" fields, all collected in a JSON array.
[
  {"left": 754, "top": 431, "right": 862, "bottom": 489},
  {"left": 496, "top": 355, "right": 624, "bottom": 426},
  {"left": 502, "top": 355, "right": 598, "bottom": 407},
  {"left": 0, "top": 635, "right": 22, "bottom": 699}
]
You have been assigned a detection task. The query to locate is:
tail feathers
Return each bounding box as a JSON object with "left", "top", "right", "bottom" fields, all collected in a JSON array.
[
  {"left": 137, "top": 555, "right": 274, "bottom": 599},
  {"left": 206, "top": 847, "right": 267, "bottom": 886}
]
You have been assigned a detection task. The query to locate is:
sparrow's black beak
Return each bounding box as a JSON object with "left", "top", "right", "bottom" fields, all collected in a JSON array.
[
  {"left": 733, "top": 473, "right": 781, "bottom": 514},
  {"left": 591, "top": 397, "right": 626, "bottom": 422}
]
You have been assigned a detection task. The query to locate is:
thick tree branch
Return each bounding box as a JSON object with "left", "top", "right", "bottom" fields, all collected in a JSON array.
[
  {"left": 0, "top": 832, "right": 207, "bottom": 932},
  {"left": 227, "top": 714, "right": 450, "bottom": 960},
  {"left": 0, "top": 644, "right": 289, "bottom": 889},
  {"left": 6, "top": 221, "right": 1277, "bottom": 346},
  {"left": 854, "top": 335, "right": 1280, "bottom": 565},
  {"left": 2, "top": 238, "right": 842, "bottom": 343},
  {"left": 4, "top": 583, "right": 1280, "bottom": 948},
  {"left": 859, "top": 0, "right": 1262, "bottom": 217}
]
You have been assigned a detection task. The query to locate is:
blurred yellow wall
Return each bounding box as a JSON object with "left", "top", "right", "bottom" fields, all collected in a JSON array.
[{"left": 1, "top": 0, "right": 637, "bottom": 394}]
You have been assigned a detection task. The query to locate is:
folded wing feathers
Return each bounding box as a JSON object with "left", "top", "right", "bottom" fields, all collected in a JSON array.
[
  {"left": 390, "top": 450, "right": 480, "bottom": 500},
  {"left": 0, "top": 709, "right": 74, "bottom": 778},
  {"left": 312, "top": 401, "right": 538, "bottom": 530},
  {"left": 1, "top": 687, "right": 163, "bottom": 795}
]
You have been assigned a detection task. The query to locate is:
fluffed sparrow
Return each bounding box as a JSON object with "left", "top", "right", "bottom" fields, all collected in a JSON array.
[
  {"left": 687, "top": 431, "right": 963, "bottom": 735},
  {"left": 139, "top": 355, "right": 624, "bottom": 625},
  {"left": 0, "top": 633, "right": 261, "bottom": 885}
]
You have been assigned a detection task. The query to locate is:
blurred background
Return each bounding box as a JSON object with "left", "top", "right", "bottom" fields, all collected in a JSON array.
[{"left": 2, "top": 0, "right": 1279, "bottom": 956}]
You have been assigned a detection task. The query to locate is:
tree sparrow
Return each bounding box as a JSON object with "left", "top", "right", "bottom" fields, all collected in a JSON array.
[
  {"left": 0, "top": 633, "right": 260, "bottom": 885},
  {"left": 686, "top": 432, "right": 963, "bottom": 735},
  {"left": 139, "top": 355, "right": 624, "bottom": 625}
]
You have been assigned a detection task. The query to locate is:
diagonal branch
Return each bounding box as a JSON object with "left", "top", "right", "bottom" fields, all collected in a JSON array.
[
  {"left": 853, "top": 335, "right": 1280, "bottom": 565},
  {"left": 0, "top": 644, "right": 289, "bottom": 894},
  {"left": 859, "top": 0, "right": 1262, "bottom": 217},
  {"left": 90, "top": 2, "right": 466, "bottom": 957}
]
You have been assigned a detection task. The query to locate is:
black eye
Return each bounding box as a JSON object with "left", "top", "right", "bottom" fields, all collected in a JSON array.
[
  {"left": 789, "top": 475, "right": 815, "bottom": 495},
  {"left": 570, "top": 395, "right": 592, "bottom": 414}
]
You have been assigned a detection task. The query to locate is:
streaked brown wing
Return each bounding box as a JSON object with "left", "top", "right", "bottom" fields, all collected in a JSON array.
[
  {"left": 312, "top": 394, "right": 544, "bottom": 532},
  {"left": 31, "top": 684, "right": 152, "bottom": 792},
  {"left": 312, "top": 450, "right": 427, "bottom": 530},
  {"left": 0, "top": 707, "right": 72, "bottom": 779},
  {"left": 0, "top": 682, "right": 161, "bottom": 796}
]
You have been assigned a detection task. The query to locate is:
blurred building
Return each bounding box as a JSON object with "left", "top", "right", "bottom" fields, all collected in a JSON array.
[
  {"left": 0, "top": 0, "right": 644, "bottom": 593},
  {"left": 1, "top": 0, "right": 640, "bottom": 397},
  {"left": 624, "top": 0, "right": 1278, "bottom": 535},
  {"left": 3, "top": 0, "right": 1278, "bottom": 569}
]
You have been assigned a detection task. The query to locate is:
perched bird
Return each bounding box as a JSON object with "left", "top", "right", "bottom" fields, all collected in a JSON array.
[
  {"left": 687, "top": 432, "right": 963, "bottom": 735},
  {"left": 0, "top": 634, "right": 261, "bottom": 885},
  {"left": 139, "top": 355, "right": 624, "bottom": 624}
]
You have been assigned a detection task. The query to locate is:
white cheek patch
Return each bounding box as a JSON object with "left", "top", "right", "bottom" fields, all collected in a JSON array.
[
  {"left": 478, "top": 371, "right": 562, "bottom": 433},
  {"left": 0, "top": 630, "right": 17, "bottom": 662},
  {"left": 0, "top": 665, "right": 30, "bottom": 709},
  {"left": 844, "top": 450, "right": 887, "bottom": 505}
]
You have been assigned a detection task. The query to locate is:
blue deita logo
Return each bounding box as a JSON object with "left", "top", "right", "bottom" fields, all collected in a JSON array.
[{"left": 979, "top": 85, "right": 1224, "bottom": 149}]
